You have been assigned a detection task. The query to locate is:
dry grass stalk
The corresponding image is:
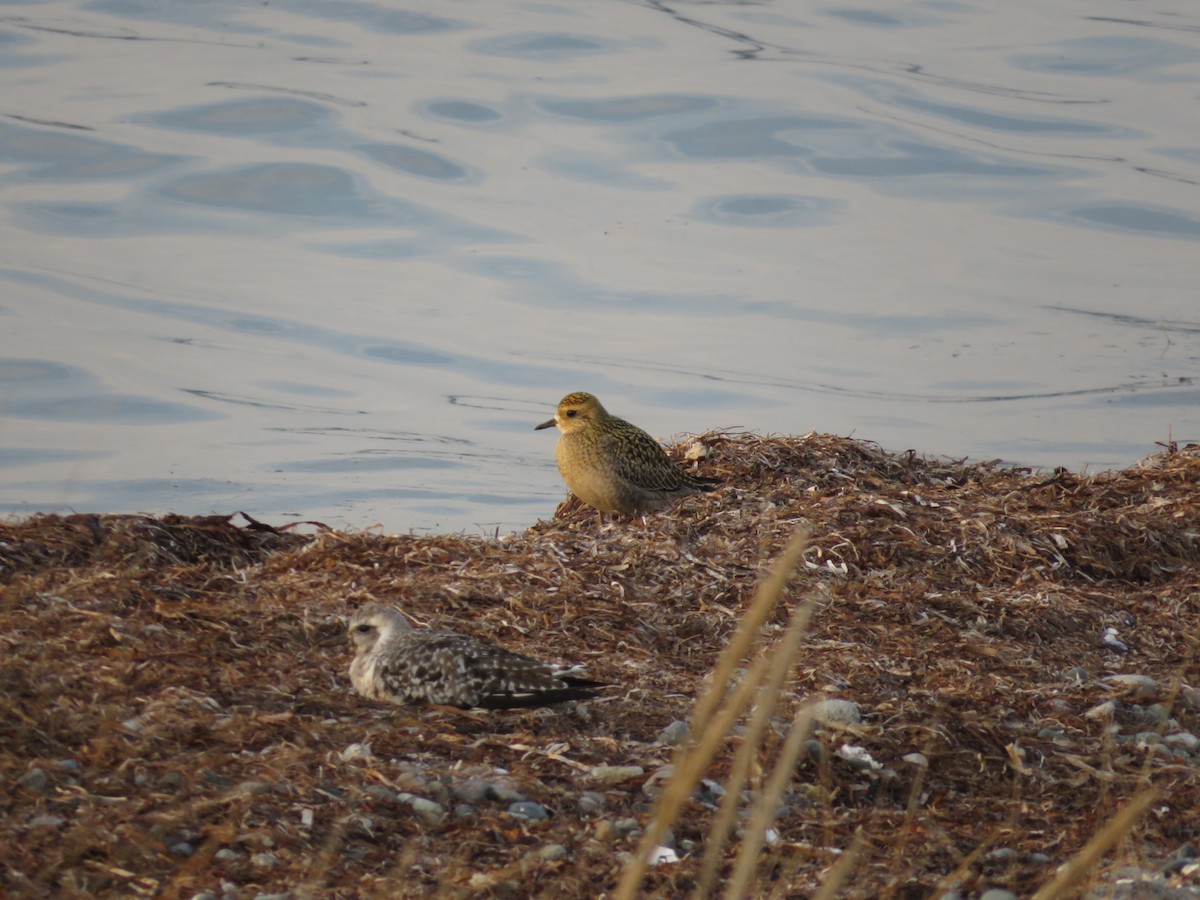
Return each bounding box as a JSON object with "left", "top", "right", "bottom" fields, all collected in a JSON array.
[
  {"left": 723, "top": 703, "right": 817, "bottom": 900},
  {"left": 616, "top": 527, "right": 811, "bottom": 900},
  {"left": 809, "top": 827, "right": 868, "bottom": 900},
  {"left": 1030, "top": 789, "right": 1159, "bottom": 900},
  {"left": 692, "top": 595, "right": 818, "bottom": 898}
]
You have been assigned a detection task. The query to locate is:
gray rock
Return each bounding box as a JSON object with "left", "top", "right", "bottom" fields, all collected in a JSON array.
[
  {"left": 250, "top": 852, "right": 279, "bottom": 869},
  {"left": 810, "top": 698, "right": 862, "bottom": 726},
  {"left": 507, "top": 801, "right": 549, "bottom": 822},
  {"left": 18, "top": 768, "right": 48, "bottom": 792},
  {"left": 28, "top": 815, "right": 65, "bottom": 828},
  {"left": 1030, "top": 852, "right": 1052, "bottom": 865},
  {"left": 979, "top": 891, "right": 1018, "bottom": 900},
  {"left": 1061, "top": 666, "right": 1089, "bottom": 684},
  {"left": 56, "top": 759, "right": 80, "bottom": 771},
  {"left": 212, "top": 849, "right": 241, "bottom": 863},
  {"left": 1133, "top": 732, "right": 1163, "bottom": 746},
  {"left": 190, "top": 893, "right": 219, "bottom": 900},
  {"left": 170, "top": 842, "right": 195, "bottom": 857},
  {"left": 253, "top": 894, "right": 292, "bottom": 900},
  {"left": 1166, "top": 732, "right": 1199, "bottom": 752},
  {"left": 453, "top": 804, "right": 476, "bottom": 818},
  {"left": 613, "top": 817, "right": 641, "bottom": 837},
  {"left": 538, "top": 843, "right": 568, "bottom": 861},
  {"left": 365, "top": 785, "right": 402, "bottom": 803},
  {"left": 657, "top": 720, "right": 690, "bottom": 746},
  {"left": 987, "top": 848, "right": 1017, "bottom": 862},
  {"left": 1104, "top": 674, "right": 1159, "bottom": 698},
  {"left": 1143, "top": 703, "right": 1171, "bottom": 723},
  {"left": 406, "top": 795, "right": 447, "bottom": 826},
  {"left": 453, "top": 780, "right": 525, "bottom": 804},
  {"left": 578, "top": 791, "right": 606, "bottom": 814}
]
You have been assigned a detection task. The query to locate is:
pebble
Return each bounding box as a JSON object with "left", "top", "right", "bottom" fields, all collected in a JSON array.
[
  {"left": 1085, "top": 700, "right": 1117, "bottom": 720},
  {"left": 1030, "top": 853, "right": 1052, "bottom": 865},
  {"left": 190, "top": 893, "right": 218, "bottom": 900},
  {"left": 250, "top": 852, "right": 279, "bottom": 869},
  {"left": 232, "top": 780, "right": 273, "bottom": 798},
  {"left": 902, "top": 752, "right": 929, "bottom": 767},
  {"left": 28, "top": 815, "right": 65, "bottom": 828},
  {"left": 1104, "top": 674, "right": 1159, "bottom": 698},
  {"left": 18, "top": 768, "right": 48, "bottom": 792},
  {"left": 986, "top": 848, "right": 1017, "bottom": 861},
  {"left": 338, "top": 743, "right": 372, "bottom": 762},
  {"left": 213, "top": 849, "right": 241, "bottom": 863},
  {"left": 56, "top": 759, "right": 80, "bottom": 771},
  {"left": 1143, "top": 703, "right": 1171, "bottom": 724},
  {"left": 578, "top": 791, "right": 607, "bottom": 814},
  {"left": 978, "top": 890, "right": 1017, "bottom": 900},
  {"left": 1060, "top": 666, "right": 1089, "bottom": 684},
  {"left": 1165, "top": 732, "right": 1199, "bottom": 752},
  {"left": 613, "top": 817, "right": 640, "bottom": 837},
  {"left": 253, "top": 894, "right": 292, "bottom": 900},
  {"left": 453, "top": 780, "right": 525, "bottom": 804},
  {"left": 453, "top": 804, "right": 476, "bottom": 818},
  {"left": 507, "top": 801, "right": 549, "bottom": 822},
  {"left": 810, "top": 698, "right": 862, "bottom": 726},
  {"left": 804, "top": 740, "right": 827, "bottom": 764},
  {"left": 405, "top": 795, "right": 447, "bottom": 826},
  {"left": 170, "top": 842, "right": 195, "bottom": 857},
  {"left": 538, "top": 843, "right": 567, "bottom": 861},
  {"left": 588, "top": 765, "right": 644, "bottom": 784},
  {"left": 657, "top": 720, "right": 689, "bottom": 745}
]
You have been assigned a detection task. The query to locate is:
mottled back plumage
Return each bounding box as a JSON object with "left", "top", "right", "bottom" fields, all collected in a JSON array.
[
  {"left": 535, "top": 391, "right": 719, "bottom": 515},
  {"left": 348, "top": 603, "right": 607, "bottom": 710}
]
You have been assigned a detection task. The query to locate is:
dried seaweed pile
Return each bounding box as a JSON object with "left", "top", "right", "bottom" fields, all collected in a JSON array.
[{"left": 1, "top": 434, "right": 1198, "bottom": 898}]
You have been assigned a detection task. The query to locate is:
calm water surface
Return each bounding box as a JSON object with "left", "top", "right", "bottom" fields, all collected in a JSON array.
[{"left": 1, "top": 0, "right": 1198, "bottom": 533}]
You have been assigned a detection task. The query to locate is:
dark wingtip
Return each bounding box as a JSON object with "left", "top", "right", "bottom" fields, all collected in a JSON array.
[{"left": 476, "top": 685, "right": 609, "bottom": 710}]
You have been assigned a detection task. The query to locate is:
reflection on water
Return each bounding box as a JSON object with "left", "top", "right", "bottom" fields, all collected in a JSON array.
[{"left": 1, "top": 0, "right": 1197, "bottom": 534}]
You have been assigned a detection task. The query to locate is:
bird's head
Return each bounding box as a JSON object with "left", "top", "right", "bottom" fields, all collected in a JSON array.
[
  {"left": 348, "top": 603, "right": 411, "bottom": 652},
  {"left": 535, "top": 391, "right": 607, "bottom": 435}
]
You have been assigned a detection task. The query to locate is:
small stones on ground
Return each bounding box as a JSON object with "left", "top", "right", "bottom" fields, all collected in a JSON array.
[
  {"left": 578, "top": 791, "right": 606, "bottom": 814},
  {"left": 1165, "top": 732, "right": 1199, "bottom": 752},
  {"left": 902, "top": 752, "right": 929, "bottom": 767},
  {"left": 657, "top": 719, "right": 689, "bottom": 745},
  {"left": 588, "top": 764, "right": 644, "bottom": 784},
  {"left": 28, "top": 815, "right": 65, "bottom": 828},
  {"left": 836, "top": 744, "right": 882, "bottom": 772},
  {"left": 1086, "top": 700, "right": 1117, "bottom": 720},
  {"left": 507, "top": 801, "right": 549, "bottom": 822},
  {"left": 212, "top": 848, "right": 241, "bottom": 863},
  {"left": 170, "top": 842, "right": 195, "bottom": 857},
  {"left": 453, "top": 780, "right": 525, "bottom": 804},
  {"left": 1104, "top": 674, "right": 1159, "bottom": 699},
  {"left": 453, "top": 804, "right": 476, "bottom": 818},
  {"left": 404, "top": 795, "right": 447, "bottom": 825},
  {"left": 1061, "top": 666, "right": 1089, "bottom": 684},
  {"left": 18, "top": 769, "right": 48, "bottom": 793},
  {"left": 804, "top": 739, "right": 827, "bottom": 764},
  {"left": 338, "top": 743, "right": 372, "bottom": 762},
  {"left": 978, "top": 890, "right": 1018, "bottom": 900},
  {"left": 613, "top": 817, "right": 640, "bottom": 837},
  {"left": 810, "top": 698, "right": 862, "bottom": 726},
  {"left": 538, "top": 843, "right": 567, "bottom": 861},
  {"left": 1143, "top": 703, "right": 1171, "bottom": 723},
  {"left": 250, "top": 852, "right": 280, "bottom": 870}
]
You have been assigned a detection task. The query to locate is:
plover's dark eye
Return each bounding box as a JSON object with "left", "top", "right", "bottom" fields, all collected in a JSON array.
[
  {"left": 354, "top": 623, "right": 373, "bottom": 633},
  {"left": 565, "top": 409, "right": 577, "bottom": 418}
]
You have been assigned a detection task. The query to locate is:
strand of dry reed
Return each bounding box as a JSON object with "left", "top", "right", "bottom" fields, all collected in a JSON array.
[
  {"left": 810, "top": 828, "right": 869, "bottom": 900},
  {"left": 614, "top": 527, "right": 811, "bottom": 900},
  {"left": 723, "top": 704, "right": 818, "bottom": 899},
  {"left": 1030, "top": 789, "right": 1158, "bottom": 900},
  {"left": 691, "top": 595, "right": 818, "bottom": 898}
]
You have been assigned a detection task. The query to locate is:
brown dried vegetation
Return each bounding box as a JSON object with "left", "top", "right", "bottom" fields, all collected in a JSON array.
[{"left": 1, "top": 433, "right": 1198, "bottom": 898}]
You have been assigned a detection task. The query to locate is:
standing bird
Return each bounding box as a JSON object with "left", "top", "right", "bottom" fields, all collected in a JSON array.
[
  {"left": 347, "top": 603, "right": 608, "bottom": 710},
  {"left": 535, "top": 391, "right": 719, "bottom": 516}
]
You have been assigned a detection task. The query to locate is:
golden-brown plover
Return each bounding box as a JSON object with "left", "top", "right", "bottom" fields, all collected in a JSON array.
[
  {"left": 535, "top": 391, "right": 719, "bottom": 515},
  {"left": 348, "top": 604, "right": 607, "bottom": 710}
]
